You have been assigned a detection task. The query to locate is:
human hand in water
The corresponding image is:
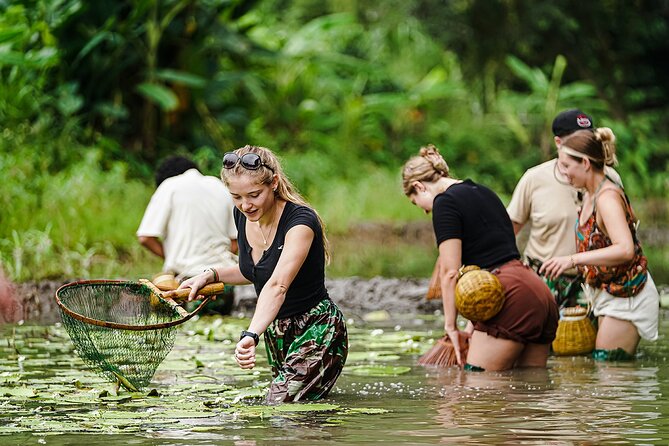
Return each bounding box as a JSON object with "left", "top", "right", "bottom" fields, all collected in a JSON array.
[{"left": 445, "top": 327, "right": 470, "bottom": 367}]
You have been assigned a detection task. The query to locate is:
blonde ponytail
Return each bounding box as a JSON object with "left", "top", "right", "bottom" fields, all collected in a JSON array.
[{"left": 594, "top": 127, "right": 618, "bottom": 167}]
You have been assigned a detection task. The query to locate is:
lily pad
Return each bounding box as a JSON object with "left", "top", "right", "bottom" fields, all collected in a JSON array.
[
  {"left": 149, "top": 409, "right": 218, "bottom": 419},
  {"left": 345, "top": 407, "right": 391, "bottom": 414},
  {"left": 270, "top": 403, "right": 340, "bottom": 412},
  {"left": 0, "top": 386, "right": 38, "bottom": 398},
  {"left": 231, "top": 386, "right": 267, "bottom": 403},
  {"left": 362, "top": 310, "right": 391, "bottom": 322},
  {"left": 157, "top": 360, "right": 198, "bottom": 371},
  {"left": 0, "top": 426, "right": 24, "bottom": 434},
  {"left": 344, "top": 365, "right": 412, "bottom": 376},
  {"left": 346, "top": 351, "right": 401, "bottom": 362}
]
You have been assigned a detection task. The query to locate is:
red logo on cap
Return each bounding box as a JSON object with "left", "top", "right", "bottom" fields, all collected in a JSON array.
[{"left": 576, "top": 114, "right": 591, "bottom": 128}]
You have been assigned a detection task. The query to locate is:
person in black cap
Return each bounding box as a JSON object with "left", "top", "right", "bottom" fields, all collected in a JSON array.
[
  {"left": 551, "top": 109, "right": 595, "bottom": 138},
  {"left": 507, "top": 109, "right": 621, "bottom": 309}
]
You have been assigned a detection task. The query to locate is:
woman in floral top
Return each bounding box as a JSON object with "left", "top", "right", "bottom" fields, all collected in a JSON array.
[{"left": 540, "top": 128, "right": 659, "bottom": 360}]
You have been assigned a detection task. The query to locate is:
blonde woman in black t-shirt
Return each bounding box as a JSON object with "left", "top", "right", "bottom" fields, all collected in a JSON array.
[
  {"left": 402, "top": 145, "right": 558, "bottom": 371},
  {"left": 180, "top": 145, "right": 348, "bottom": 403}
]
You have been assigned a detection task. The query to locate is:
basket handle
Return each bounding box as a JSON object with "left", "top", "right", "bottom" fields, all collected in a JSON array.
[{"left": 162, "top": 282, "right": 227, "bottom": 300}]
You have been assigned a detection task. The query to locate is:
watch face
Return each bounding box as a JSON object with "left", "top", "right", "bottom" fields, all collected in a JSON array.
[{"left": 240, "top": 330, "right": 259, "bottom": 344}]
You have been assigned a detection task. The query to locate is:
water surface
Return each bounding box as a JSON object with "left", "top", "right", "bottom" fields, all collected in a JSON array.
[{"left": 2, "top": 310, "right": 669, "bottom": 445}]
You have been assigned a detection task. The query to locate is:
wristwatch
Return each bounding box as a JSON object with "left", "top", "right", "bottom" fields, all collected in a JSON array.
[{"left": 240, "top": 330, "right": 260, "bottom": 345}]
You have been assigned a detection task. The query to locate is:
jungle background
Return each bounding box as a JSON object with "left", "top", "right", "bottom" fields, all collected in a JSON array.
[{"left": 1, "top": 0, "right": 668, "bottom": 285}]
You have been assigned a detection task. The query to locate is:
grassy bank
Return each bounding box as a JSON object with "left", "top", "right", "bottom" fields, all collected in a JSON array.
[{"left": 1, "top": 150, "right": 667, "bottom": 284}]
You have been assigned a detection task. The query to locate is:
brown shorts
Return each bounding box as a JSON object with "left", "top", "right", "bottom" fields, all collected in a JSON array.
[{"left": 474, "top": 259, "right": 559, "bottom": 344}]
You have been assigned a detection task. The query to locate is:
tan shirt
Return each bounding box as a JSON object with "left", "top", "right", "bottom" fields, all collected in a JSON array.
[
  {"left": 137, "top": 169, "right": 238, "bottom": 279},
  {"left": 507, "top": 159, "right": 622, "bottom": 263}
]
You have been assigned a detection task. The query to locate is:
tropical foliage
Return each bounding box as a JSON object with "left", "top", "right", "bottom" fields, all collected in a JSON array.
[{"left": 1, "top": 0, "right": 667, "bottom": 281}]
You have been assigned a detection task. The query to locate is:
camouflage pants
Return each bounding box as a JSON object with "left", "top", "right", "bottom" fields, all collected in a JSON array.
[
  {"left": 264, "top": 298, "right": 348, "bottom": 404},
  {"left": 526, "top": 257, "right": 584, "bottom": 309}
]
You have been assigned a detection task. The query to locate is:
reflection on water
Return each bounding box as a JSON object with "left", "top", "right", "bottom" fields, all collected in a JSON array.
[
  {"left": 2, "top": 312, "right": 669, "bottom": 445},
  {"left": 414, "top": 363, "right": 662, "bottom": 444}
]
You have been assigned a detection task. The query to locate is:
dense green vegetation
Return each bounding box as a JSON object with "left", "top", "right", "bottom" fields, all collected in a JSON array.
[{"left": 1, "top": 0, "right": 667, "bottom": 282}]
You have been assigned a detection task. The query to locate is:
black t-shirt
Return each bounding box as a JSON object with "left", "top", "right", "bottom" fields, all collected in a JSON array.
[
  {"left": 235, "top": 201, "right": 328, "bottom": 319},
  {"left": 432, "top": 179, "right": 519, "bottom": 269}
]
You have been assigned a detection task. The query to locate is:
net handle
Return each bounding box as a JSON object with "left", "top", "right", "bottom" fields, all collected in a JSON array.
[
  {"left": 162, "top": 282, "right": 228, "bottom": 300},
  {"left": 55, "top": 279, "right": 218, "bottom": 331},
  {"left": 138, "top": 279, "right": 190, "bottom": 319}
]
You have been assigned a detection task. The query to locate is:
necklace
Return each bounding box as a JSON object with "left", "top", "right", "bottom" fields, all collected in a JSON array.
[
  {"left": 256, "top": 202, "right": 283, "bottom": 248},
  {"left": 594, "top": 175, "right": 608, "bottom": 195},
  {"left": 257, "top": 219, "right": 274, "bottom": 247},
  {"left": 582, "top": 176, "right": 609, "bottom": 221}
]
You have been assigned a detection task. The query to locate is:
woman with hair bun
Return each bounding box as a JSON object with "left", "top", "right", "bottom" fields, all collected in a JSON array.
[
  {"left": 540, "top": 128, "right": 659, "bottom": 360},
  {"left": 402, "top": 145, "right": 558, "bottom": 371}
]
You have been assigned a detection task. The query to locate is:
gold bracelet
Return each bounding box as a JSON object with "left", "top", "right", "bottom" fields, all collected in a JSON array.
[{"left": 570, "top": 256, "right": 576, "bottom": 269}]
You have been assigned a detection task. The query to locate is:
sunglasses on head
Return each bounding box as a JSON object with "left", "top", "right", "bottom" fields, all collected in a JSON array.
[{"left": 222, "top": 152, "right": 274, "bottom": 173}]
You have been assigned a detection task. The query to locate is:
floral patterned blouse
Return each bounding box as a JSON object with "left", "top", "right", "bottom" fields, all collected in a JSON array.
[{"left": 575, "top": 186, "right": 647, "bottom": 297}]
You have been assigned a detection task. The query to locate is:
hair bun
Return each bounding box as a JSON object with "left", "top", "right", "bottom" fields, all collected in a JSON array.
[
  {"left": 594, "top": 127, "right": 618, "bottom": 167},
  {"left": 419, "top": 144, "right": 450, "bottom": 176}
]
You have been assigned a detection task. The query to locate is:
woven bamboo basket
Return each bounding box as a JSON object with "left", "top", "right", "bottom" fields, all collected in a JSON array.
[
  {"left": 455, "top": 266, "right": 505, "bottom": 322},
  {"left": 552, "top": 306, "right": 596, "bottom": 356}
]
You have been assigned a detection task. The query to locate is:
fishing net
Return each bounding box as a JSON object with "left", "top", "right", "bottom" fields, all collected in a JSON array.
[{"left": 55, "top": 280, "right": 192, "bottom": 391}]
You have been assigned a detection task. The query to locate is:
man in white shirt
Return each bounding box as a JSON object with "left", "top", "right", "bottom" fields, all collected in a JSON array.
[
  {"left": 507, "top": 109, "right": 621, "bottom": 308},
  {"left": 137, "top": 156, "right": 238, "bottom": 313}
]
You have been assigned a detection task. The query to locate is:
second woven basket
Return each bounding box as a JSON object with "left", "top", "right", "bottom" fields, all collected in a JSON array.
[{"left": 552, "top": 306, "right": 596, "bottom": 356}]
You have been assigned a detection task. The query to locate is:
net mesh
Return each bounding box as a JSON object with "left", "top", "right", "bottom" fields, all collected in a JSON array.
[{"left": 56, "top": 281, "right": 182, "bottom": 390}]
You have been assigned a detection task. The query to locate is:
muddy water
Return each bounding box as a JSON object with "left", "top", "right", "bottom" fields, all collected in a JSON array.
[{"left": 2, "top": 310, "right": 669, "bottom": 445}]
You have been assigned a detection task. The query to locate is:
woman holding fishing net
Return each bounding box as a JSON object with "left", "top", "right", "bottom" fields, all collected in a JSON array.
[
  {"left": 180, "top": 145, "right": 348, "bottom": 403},
  {"left": 402, "top": 145, "right": 558, "bottom": 371}
]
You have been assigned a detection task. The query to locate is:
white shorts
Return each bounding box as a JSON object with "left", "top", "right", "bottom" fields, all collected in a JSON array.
[{"left": 584, "top": 273, "right": 660, "bottom": 341}]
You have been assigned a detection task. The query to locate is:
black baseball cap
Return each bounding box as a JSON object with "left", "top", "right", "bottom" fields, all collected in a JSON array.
[{"left": 551, "top": 109, "right": 594, "bottom": 137}]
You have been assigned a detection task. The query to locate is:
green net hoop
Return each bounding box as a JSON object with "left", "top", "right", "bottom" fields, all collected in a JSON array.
[{"left": 55, "top": 280, "right": 186, "bottom": 390}]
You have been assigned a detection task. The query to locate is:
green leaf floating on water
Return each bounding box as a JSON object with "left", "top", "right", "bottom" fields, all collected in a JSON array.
[
  {"left": 158, "top": 359, "right": 199, "bottom": 371},
  {"left": 225, "top": 402, "right": 340, "bottom": 418},
  {"left": 232, "top": 386, "right": 267, "bottom": 403},
  {"left": 0, "top": 372, "right": 21, "bottom": 384},
  {"left": 99, "top": 395, "right": 134, "bottom": 403},
  {"left": 346, "top": 351, "right": 401, "bottom": 362},
  {"left": 345, "top": 407, "right": 390, "bottom": 414},
  {"left": 0, "top": 386, "right": 38, "bottom": 398},
  {"left": 345, "top": 365, "right": 412, "bottom": 376},
  {"left": 362, "top": 310, "right": 391, "bottom": 322},
  {"left": 0, "top": 427, "right": 24, "bottom": 435},
  {"left": 149, "top": 409, "right": 218, "bottom": 419},
  {"left": 270, "top": 403, "right": 340, "bottom": 412}
]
